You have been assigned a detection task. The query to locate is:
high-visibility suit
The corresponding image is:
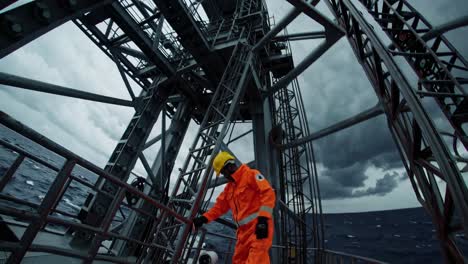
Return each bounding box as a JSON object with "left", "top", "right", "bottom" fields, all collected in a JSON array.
[{"left": 203, "top": 164, "right": 276, "bottom": 264}]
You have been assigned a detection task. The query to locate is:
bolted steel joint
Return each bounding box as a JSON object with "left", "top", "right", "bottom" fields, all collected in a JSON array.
[
  {"left": 33, "top": 2, "right": 52, "bottom": 23},
  {"left": 59, "top": 0, "right": 78, "bottom": 10},
  {"left": 94, "top": 203, "right": 106, "bottom": 216},
  {"left": 1, "top": 15, "right": 23, "bottom": 38}
]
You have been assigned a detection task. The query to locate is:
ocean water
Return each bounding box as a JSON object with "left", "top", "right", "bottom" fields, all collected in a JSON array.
[
  {"left": 0, "top": 125, "right": 233, "bottom": 261},
  {"left": 0, "top": 125, "right": 466, "bottom": 263},
  {"left": 0, "top": 126, "right": 99, "bottom": 219}
]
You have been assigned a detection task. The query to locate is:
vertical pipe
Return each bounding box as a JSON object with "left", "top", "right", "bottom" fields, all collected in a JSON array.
[{"left": 161, "top": 106, "right": 166, "bottom": 191}]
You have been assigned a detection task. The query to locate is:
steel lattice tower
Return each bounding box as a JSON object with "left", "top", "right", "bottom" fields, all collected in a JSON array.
[{"left": 0, "top": 0, "right": 467, "bottom": 263}]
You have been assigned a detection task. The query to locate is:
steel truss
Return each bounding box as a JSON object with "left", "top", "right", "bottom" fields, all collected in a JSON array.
[
  {"left": 0, "top": 0, "right": 466, "bottom": 263},
  {"left": 321, "top": 0, "right": 468, "bottom": 262},
  {"left": 262, "top": 24, "right": 324, "bottom": 262},
  {"left": 144, "top": 36, "right": 255, "bottom": 264},
  {"left": 359, "top": 0, "right": 468, "bottom": 149},
  {"left": 272, "top": 75, "right": 324, "bottom": 263},
  {"left": 0, "top": 111, "right": 193, "bottom": 264},
  {"left": 69, "top": 0, "right": 209, "bottom": 246}
]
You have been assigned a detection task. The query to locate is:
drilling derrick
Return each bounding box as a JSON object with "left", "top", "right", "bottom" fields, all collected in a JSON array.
[{"left": 0, "top": 0, "right": 467, "bottom": 263}]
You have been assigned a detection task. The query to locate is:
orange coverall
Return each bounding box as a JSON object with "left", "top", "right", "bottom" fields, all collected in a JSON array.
[{"left": 203, "top": 164, "right": 276, "bottom": 264}]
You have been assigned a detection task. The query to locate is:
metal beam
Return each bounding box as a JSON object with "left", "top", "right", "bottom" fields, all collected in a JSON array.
[
  {"left": 143, "top": 128, "right": 173, "bottom": 149},
  {"left": 327, "top": 1, "right": 468, "bottom": 260},
  {"left": 253, "top": 0, "right": 325, "bottom": 52},
  {"left": 227, "top": 129, "right": 252, "bottom": 145},
  {"left": 0, "top": 0, "right": 111, "bottom": 58},
  {"left": 0, "top": 72, "right": 134, "bottom": 107},
  {"left": 253, "top": 8, "right": 302, "bottom": 52},
  {"left": 287, "top": 0, "right": 345, "bottom": 39},
  {"left": 422, "top": 15, "right": 468, "bottom": 41},
  {"left": 0, "top": 1, "right": 18, "bottom": 11},
  {"left": 72, "top": 81, "right": 170, "bottom": 245},
  {"left": 115, "top": 46, "right": 148, "bottom": 61},
  {"left": 279, "top": 104, "right": 384, "bottom": 149},
  {"left": 262, "top": 0, "right": 346, "bottom": 98},
  {"left": 273, "top": 31, "right": 326, "bottom": 41},
  {"left": 109, "top": 3, "right": 175, "bottom": 76},
  {"left": 113, "top": 100, "right": 193, "bottom": 256},
  {"left": 265, "top": 39, "right": 338, "bottom": 97}
]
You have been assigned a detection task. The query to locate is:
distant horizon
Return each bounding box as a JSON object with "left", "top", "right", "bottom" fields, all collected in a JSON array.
[{"left": 322, "top": 205, "right": 424, "bottom": 215}]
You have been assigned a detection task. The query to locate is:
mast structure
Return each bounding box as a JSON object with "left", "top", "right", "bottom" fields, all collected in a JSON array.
[{"left": 0, "top": 0, "right": 466, "bottom": 263}]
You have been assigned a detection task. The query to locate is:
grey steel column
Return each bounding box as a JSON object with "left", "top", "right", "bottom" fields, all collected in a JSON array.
[
  {"left": 251, "top": 98, "right": 283, "bottom": 264},
  {"left": 113, "top": 100, "right": 193, "bottom": 257},
  {"left": 150, "top": 100, "right": 192, "bottom": 197},
  {"left": 71, "top": 83, "right": 170, "bottom": 246}
]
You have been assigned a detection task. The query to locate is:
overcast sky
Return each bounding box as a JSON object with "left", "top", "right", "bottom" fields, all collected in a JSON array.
[{"left": 0, "top": 0, "right": 467, "bottom": 213}]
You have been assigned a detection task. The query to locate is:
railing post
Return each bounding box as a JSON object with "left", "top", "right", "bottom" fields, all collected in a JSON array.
[
  {"left": 6, "top": 159, "right": 76, "bottom": 263},
  {"left": 0, "top": 154, "right": 24, "bottom": 191}
]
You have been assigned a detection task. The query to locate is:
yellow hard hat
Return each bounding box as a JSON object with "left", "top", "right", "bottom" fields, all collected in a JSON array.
[{"left": 212, "top": 151, "right": 235, "bottom": 176}]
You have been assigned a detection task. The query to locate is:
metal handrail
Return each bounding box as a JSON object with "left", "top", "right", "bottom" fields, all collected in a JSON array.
[
  {"left": 315, "top": 249, "right": 388, "bottom": 264},
  {"left": 0, "top": 111, "right": 190, "bottom": 262},
  {"left": 204, "top": 230, "right": 386, "bottom": 264}
]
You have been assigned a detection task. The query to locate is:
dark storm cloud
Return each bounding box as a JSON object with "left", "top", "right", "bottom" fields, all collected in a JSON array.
[
  {"left": 318, "top": 171, "right": 402, "bottom": 200},
  {"left": 311, "top": 114, "right": 404, "bottom": 199},
  {"left": 324, "top": 162, "right": 368, "bottom": 188},
  {"left": 290, "top": 0, "right": 468, "bottom": 200},
  {"left": 1, "top": 86, "right": 112, "bottom": 161},
  {"left": 353, "top": 172, "right": 400, "bottom": 197},
  {"left": 315, "top": 116, "right": 402, "bottom": 170},
  {"left": 288, "top": 36, "right": 402, "bottom": 199}
]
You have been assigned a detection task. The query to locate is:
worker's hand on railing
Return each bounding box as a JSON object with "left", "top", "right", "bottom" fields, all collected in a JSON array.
[
  {"left": 193, "top": 216, "right": 208, "bottom": 229},
  {"left": 255, "top": 216, "right": 269, "bottom": 239}
]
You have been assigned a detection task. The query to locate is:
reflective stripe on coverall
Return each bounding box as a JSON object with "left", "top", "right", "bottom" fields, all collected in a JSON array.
[{"left": 203, "top": 164, "right": 276, "bottom": 264}]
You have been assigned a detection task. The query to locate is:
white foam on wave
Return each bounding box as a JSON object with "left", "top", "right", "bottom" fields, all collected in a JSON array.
[
  {"left": 63, "top": 198, "right": 81, "bottom": 211},
  {"left": 32, "top": 164, "right": 40, "bottom": 170}
]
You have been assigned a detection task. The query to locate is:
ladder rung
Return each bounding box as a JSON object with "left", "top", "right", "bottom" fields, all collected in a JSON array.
[
  {"left": 201, "top": 119, "right": 223, "bottom": 132},
  {"left": 180, "top": 178, "right": 197, "bottom": 195},
  {"left": 390, "top": 51, "right": 430, "bottom": 57},
  {"left": 171, "top": 198, "right": 193, "bottom": 204},
  {"left": 199, "top": 133, "right": 217, "bottom": 145},
  {"left": 180, "top": 166, "right": 207, "bottom": 177},
  {"left": 189, "top": 152, "right": 208, "bottom": 165},
  {"left": 416, "top": 91, "right": 466, "bottom": 98},
  {"left": 190, "top": 143, "right": 215, "bottom": 154},
  {"left": 212, "top": 106, "right": 227, "bottom": 119},
  {"left": 420, "top": 79, "right": 454, "bottom": 85},
  {"left": 442, "top": 61, "right": 468, "bottom": 72}
]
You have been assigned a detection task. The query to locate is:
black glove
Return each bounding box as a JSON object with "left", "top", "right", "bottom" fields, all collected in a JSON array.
[
  {"left": 255, "top": 216, "right": 269, "bottom": 239},
  {"left": 193, "top": 216, "right": 208, "bottom": 228}
]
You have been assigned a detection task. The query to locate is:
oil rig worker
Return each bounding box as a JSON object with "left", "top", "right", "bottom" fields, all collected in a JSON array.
[{"left": 193, "top": 151, "right": 276, "bottom": 264}]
